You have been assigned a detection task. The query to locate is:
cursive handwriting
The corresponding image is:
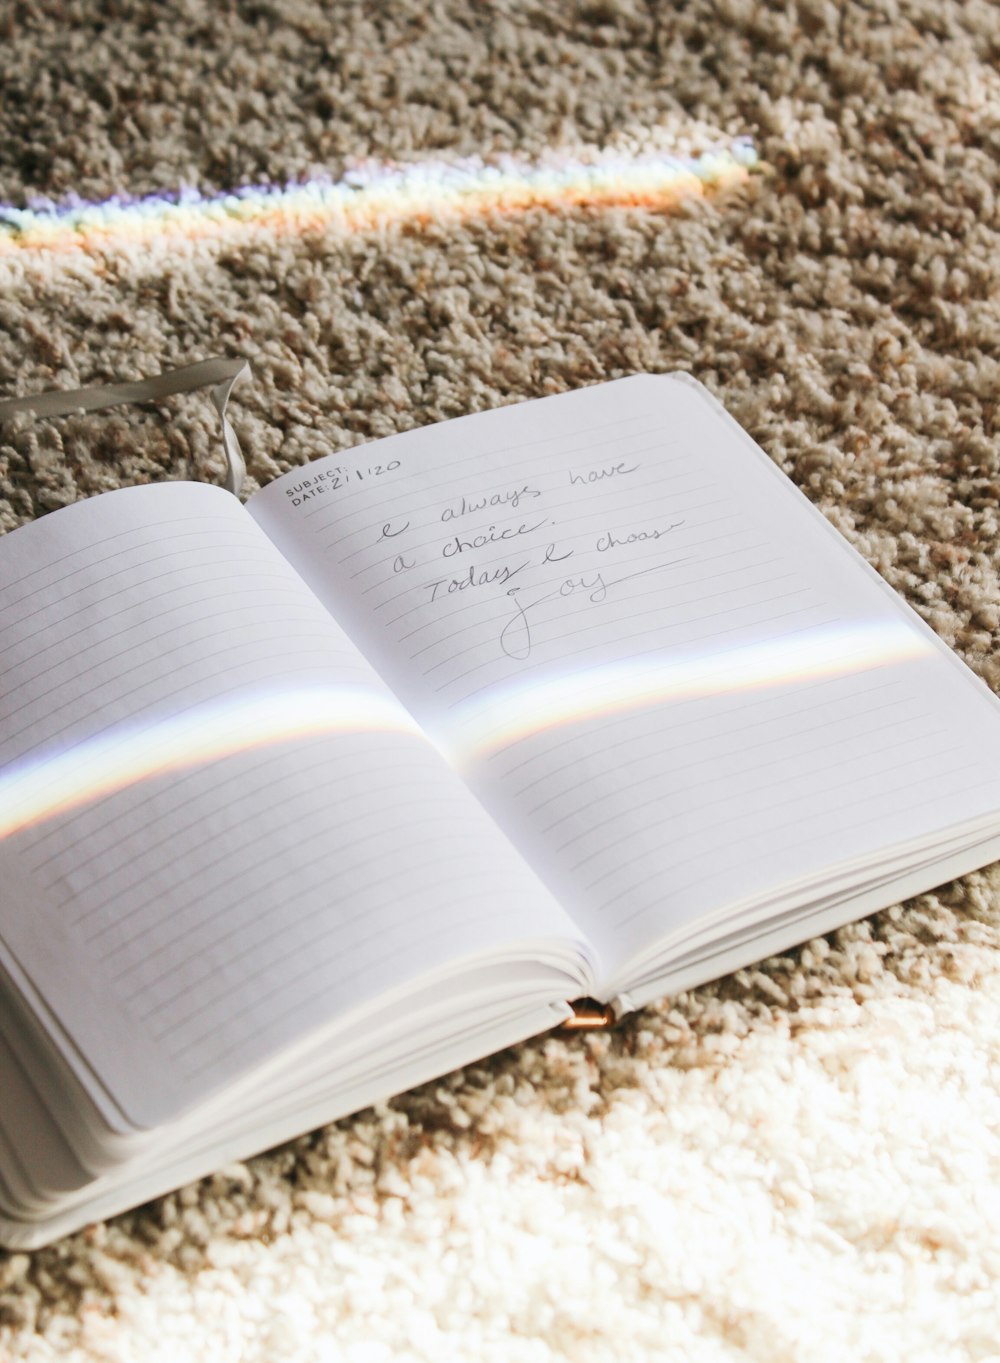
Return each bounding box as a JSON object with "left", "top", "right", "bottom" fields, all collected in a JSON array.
[
  {"left": 595, "top": 520, "right": 685, "bottom": 552},
  {"left": 426, "top": 560, "right": 530, "bottom": 603},
  {"left": 441, "top": 484, "right": 542, "bottom": 521},
  {"left": 568, "top": 461, "right": 638, "bottom": 487},
  {"left": 441, "top": 518, "right": 548, "bottom": 559},
  {"left": 381, "top": 520, "right": 410, "bottom": 540},
  {"left": 500, "top": 574, "right": 601, "bottom": 661},
  {"left": 499, "top": 559, "right": 683, "bottom": 660}
]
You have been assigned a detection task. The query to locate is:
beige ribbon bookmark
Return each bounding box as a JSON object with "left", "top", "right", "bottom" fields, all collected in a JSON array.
[{"left": 0, "top": 357, "right": 252, "bottom": 496}]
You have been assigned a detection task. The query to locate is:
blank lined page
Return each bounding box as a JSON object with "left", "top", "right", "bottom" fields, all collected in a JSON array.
[
  {"left": 249, "top": 376, "right": 1000, "bottom": 983},
  {"left": 0, "top": 482, "right": 581, "bottom": 1127}
]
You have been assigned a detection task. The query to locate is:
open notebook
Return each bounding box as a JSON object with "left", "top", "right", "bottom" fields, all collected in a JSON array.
[{"left": 2, "top": 371, "right": 1000, "bottom": 1249}]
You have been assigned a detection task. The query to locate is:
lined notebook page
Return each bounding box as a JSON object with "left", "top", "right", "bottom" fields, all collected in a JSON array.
[
  {"left": 249, "top": 376, "right": 1000, "bottom": 986},
  {"left": 0, "top": 482, "right": 582, "bottom": 1127}
]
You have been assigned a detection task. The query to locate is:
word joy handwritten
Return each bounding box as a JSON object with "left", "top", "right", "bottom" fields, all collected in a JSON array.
[{"left": 499, "top": 559, "right": 685, "bottom": 660}]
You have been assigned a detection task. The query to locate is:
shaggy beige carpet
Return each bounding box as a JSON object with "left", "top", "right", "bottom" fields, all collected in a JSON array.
[{"left": 2, "top": 1, "right": 1000, "bottom": 1358}]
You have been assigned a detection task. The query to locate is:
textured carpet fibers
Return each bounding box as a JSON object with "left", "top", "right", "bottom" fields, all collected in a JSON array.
[{"left": 2, "top": 2, "right": 1000, "bottom": 1359}]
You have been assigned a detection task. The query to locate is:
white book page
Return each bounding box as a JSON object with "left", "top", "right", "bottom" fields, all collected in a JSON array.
[
  {"left": 249, "top": 376, "right": 1000, "bottom": 987},
  {"left": 0, "top": 482, "right": 586, "bottom": 1129}
]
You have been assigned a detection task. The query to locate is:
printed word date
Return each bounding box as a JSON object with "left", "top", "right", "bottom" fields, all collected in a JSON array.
[{"left": 284, "top": 460, "right": 401, "bottom": 505}]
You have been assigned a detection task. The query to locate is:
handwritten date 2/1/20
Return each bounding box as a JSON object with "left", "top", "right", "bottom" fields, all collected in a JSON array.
[
  {"left": 499, "top": 560, "right": 686, "bottom": 660},
  {"left": 284, "top": 460, "right": 401, "bottom": 505}
]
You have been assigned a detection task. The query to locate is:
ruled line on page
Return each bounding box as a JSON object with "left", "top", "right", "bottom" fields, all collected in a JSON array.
[
  {"left": 93, "top": 772, "right": 439, "bottom": 950},
  {"left": 13, "top": 638, "right": 371, "bottom": 794},
  {"left": 303, "top": 408, "right": 658, "bottom": 523},
  {"left": 36, "top": 741, "right": 339, "bottom": 893},
  {"left": 0, "top": 572, "right": 312, "bottom": 687},
  {"left": 481, "top": 637, "right": 902, "bottom": 777},
  {"left": 528, "top": 680, "right": 908, "bottom": 825},
  {"left": 152, "top": 850, "right": 491, "bottom": 1043},
  {"left": 135, "top": 806, "right": 485, "bottom": 1026},
  {"left": 333, "top": 449, "right": 704, "bottom": 546},
  {"left": 6, "top": 482, "right": 585, "bottom": 1125},
  {"left": 67, "top": 746, "right": 427, "bottom": 923},
  {"left": 5, "top": 624, "right": 373, "bottom": 855},
  {"left": 0, "top": 549, "right": 306, "bottom": 648},
  {"left": 504, "top": 671, "right": 898, "bottom": 794},
  {"left": 0, "top": 599, "right": 325, "bottom": 719},
  {"left": 321, "top": 428, "right": 676, "bottom": 544},
  {"left": 103, "top": 795, "right": 460, "bottom": 997},
  {"left": 340, "top": 469, "right": 715, "bottom": 570},
  {"left": 553, "top": 708, "right": 932, "bottom": 855},
  {"left": 305, "top": 413, "right": 666, "bottom": 526},
  {"left": 87, "top": 770, "right": 444, "bottom": 954},
  {"left": 0, "top": 524, "right": 267, "bottom": 621},
  {"left": 438, "top": 599, "right": 830, "bottom": 703},
  {"left": 0, "top": 595, "right": 325, "bottom": 726},
  {"left": 0, "top": 616, "right": 334, "bottom": 737},
  {"left": 19, "top": 652, "right": 372, "bottom": 868},
  {"left": 402, "top": 521, "right": 757, "bottom": 667},
  {"left": 396, "top": 547, "right": 784, "bottom": 645},
  {"left": 592, "top": 739, "right": 957, "bottom": 908},
  {"left": 39, "top": 670, "right": 563, "bottom": 1087},
  {"left": 408, "top": 552, "right": 706, "bottom": 669},
  {"left": 605, "top": 759, "right": 994, "bottom": 932},
  {"left": 161, "top": 853, "right": 512, "bottom": 1057},
  {"left": 0, "top": 514, "right": 249, "bottom": 603},
  {"left": 418, "top": 577, "right": 810, "bottom": 682},
  {"left": 443, "top": 608, "right": 842, "bottom": 714},
  {"left": 379, "top": 523, "right": 769, "bottom": 631},
  {"left": 2, "top": 633, "right": 357, "bottom": 779},
  {"left": 0, "top": 537, "right": 329, "bottom": 703},
  {"left": 0, "top": 538, "right": 327, "bottom": 661},
  {"left": 176, "top": 897, "right": 512, "bottom": 1081},
  {"left": 358, "top": 507, "right": 730, "bottom": 604},
  {"left": 547, "top": 712, "right": 932, "bottom": 852},
  {"left": 0, "top": 547, "right": 296, "bottom": 680}
]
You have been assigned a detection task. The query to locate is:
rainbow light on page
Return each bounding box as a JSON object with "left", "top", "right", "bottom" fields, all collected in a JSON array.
[
  {"left": 442, "top": 621, "right": 938, "bottom": 767},
  {"left": 0, "top": 686, "right": 421, "bottom": 840},
  {"left": 0, "top": 141, "right": 757, "bottom": 256}
]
